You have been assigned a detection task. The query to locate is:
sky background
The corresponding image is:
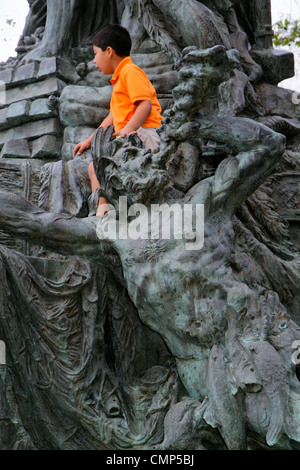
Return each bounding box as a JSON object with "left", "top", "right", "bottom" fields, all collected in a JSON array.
[{"left": 0, "top": 0, "right": 300, "bottom": 90}]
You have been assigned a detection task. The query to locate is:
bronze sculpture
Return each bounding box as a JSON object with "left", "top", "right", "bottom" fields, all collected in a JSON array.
[{"left": 0, "top": 0, "right": 299, "bottom": 450}]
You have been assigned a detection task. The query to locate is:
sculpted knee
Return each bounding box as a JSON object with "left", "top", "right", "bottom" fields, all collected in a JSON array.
[
  {"left": 277, "top": 132, "right": 286, "bottom": 155},
  {"left": 262, "top": 129, "right": 286, "bottom": 158},
  {"left": 270, "top": 131, "right": 286, "bottom": 156}
]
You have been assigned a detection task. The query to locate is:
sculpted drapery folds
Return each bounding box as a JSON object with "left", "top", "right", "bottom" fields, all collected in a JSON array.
[
  {"left": 0, "top": 0, "right": 300, "bottom": 451},
  {"left": 18, "top": 0, "right": 264, "bottom": 82}
]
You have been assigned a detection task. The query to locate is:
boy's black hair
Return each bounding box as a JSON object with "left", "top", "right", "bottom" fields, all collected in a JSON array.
[{"left": 93, "top": 24, "right": 132, "bottom": 57}]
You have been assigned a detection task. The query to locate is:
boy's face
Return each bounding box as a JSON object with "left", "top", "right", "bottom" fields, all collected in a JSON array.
[{"left": 93, "top": 45, "right": 114, "bottom": 75}]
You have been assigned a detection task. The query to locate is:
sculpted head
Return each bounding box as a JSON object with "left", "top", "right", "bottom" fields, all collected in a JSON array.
[{"left": 91, "top": 127, "right": 171, "bottom": 208}]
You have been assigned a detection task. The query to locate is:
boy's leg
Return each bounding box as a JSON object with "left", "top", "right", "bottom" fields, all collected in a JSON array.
[
  {"left": 88, "top": 161, "right": 100, "bottom": 192},
  {"left": 136, "top": 127, "right": 160, "bottom": 153},
  {"left": 96, "top": 202, "right": 111, "bottom": 217},
  {"left": 88, "top": 162, "right": 111, "bottom": 216}
]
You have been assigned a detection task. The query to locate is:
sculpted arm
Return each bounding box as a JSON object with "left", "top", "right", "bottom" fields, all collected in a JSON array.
[
  {"left": 0, "top": 191, "right": 114, "bottom": 260},
  {"left": 195, "top": 117, "right": 286, "bottom": 213}
]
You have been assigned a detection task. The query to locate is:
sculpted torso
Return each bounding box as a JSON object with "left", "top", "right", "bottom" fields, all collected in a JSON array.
[{"left": 95, "top": 179, "right": 252, "bottom": 398}]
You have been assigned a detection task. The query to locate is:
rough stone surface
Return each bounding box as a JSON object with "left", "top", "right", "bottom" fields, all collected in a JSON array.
[
  {"left": 59, "top": 101, "right": 108, "bottom": 127},
  {"left": 59, "top": 85, "right": 111, "bottom": 126},
  {"left": 63, "top": 126, "right": 97, "bottom": 144},
  {"left": 0, "top": 69, "right": 13, "bottom": 86},
  {"left": 38, "top": 57, "right": 78, "bottom": 82},
  {"left": 6, "top": 100, "right": 30, "bottom": 125},
  {"left": 0, "top": 108, "right": 7, "bottom": 129},
  {"left": 31, "top": 134, "right": 61, "bottom": 159},
  {"left": 0, "top": 117, "right": 62, "bottom": 145},
  {"left": 60, "top": 142, "right": 76, "bottom": 161},
  {"left": 60, "top": 84, "right": 112, "bottom": 108},
  {"left": 0, "top": 138, "right": 31, "bottom": 158},
  {"left": 13, "top": 62, "right": 38, "bottom": 85},
  {"left": 5, "top": 77, "right": 66, "bottom": 106},
  {"left": 29, "top": 98, "right": 54, "bottom": 119}
]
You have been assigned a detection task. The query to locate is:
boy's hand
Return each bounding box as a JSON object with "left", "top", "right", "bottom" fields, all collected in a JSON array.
[
  {"left": 112, "top": 126, "right": 137, "bottom": 138},
  {"left": 73, "top": 138, "right": 92, "bottom": 158},
  {"left": 112, "top": 100, "right": 152, "bottom": 139}
]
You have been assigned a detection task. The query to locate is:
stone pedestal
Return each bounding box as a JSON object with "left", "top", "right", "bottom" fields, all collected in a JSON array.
[
  {"left": 251, "top": 49, "right": 295, "bottom": 85},
  {"left": 0, "top": 57, "right": 78, "bottom": 161}
]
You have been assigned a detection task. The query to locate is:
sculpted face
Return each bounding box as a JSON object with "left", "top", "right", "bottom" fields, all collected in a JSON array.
[{"left": 93, "top": 131, "right": 171, "bottom": 207}]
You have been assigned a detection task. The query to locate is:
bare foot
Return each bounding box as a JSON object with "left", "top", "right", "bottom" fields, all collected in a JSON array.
[{"left": 96, "top": 203, "right": 112, "bottom": 217}]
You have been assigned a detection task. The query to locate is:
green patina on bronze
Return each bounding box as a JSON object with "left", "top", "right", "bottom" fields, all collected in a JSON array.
[{"left": 0, "top": 0, "right": 299, "bottom": 450}]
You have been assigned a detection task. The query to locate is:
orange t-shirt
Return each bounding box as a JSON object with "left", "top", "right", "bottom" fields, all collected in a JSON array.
[{"left": 110, "top": 56, "right": 162, "bottom": 132}]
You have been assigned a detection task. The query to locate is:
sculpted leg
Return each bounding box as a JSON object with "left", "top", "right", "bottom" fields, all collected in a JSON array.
[
  {"left": 150, "top": 0, "right": 229, "bottom": 49},
  {"left": 88, "top": 162, "right": 110, "bottom": 216},
  {"left": 175, "top": 357, "right": 209, "bottom": 400},
  {"left": 21, "top": 0, "right": 81, "bottom": 61}
]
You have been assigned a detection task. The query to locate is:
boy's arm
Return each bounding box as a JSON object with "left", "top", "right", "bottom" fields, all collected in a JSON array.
[
  {"left": 113, "top": 100, "right": 152, "bottom": 137},
  {"left": 73, "top": 112, "right": 114, "bottom": 157},
  {"left": 99, "top": 111, "right": 114, "bottom": 130}
]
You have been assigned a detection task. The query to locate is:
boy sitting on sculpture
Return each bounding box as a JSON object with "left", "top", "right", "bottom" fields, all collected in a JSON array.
[{"left": 73, "top": 24, "right": 163, "bottom": 216}]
